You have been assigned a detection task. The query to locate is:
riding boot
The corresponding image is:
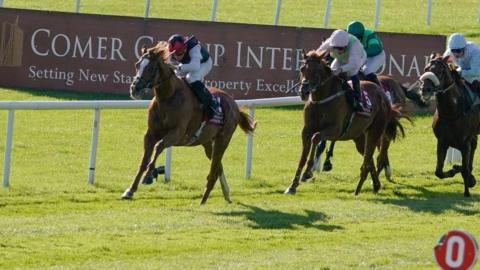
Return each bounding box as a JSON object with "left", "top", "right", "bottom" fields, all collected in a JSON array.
[
  {"left": 189, "top": 81, "right": 219, "bottom": 119},
  {"left": 350, "top": 74, "right": 364, "bottom": 112},
  {"left": 365, "top": 73, "right": 382, "bottom": 87}
]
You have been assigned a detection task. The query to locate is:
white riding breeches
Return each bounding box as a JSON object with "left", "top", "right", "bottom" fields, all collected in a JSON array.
[{"left": 361, "top": 51, "right": 386, "bottom": 75}]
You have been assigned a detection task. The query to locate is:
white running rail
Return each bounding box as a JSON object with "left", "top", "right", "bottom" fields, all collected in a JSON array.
[{"left": 0, "top": 96, "right": 302, "bottom": 188}]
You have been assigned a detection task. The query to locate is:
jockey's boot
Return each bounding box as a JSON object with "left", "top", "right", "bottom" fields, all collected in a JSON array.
[
  {"left": 190, "top": 81, "right": 220, "bottom": 119},
  {"left": 365, "top": 73, "right": 382, "bottom": 87},
  {"left": 351, "top": 75, "right": 365, "bottom": 112}
]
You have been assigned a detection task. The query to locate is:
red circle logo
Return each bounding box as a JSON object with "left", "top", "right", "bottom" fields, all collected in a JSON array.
[{"left": 434, "top": 230, "right": 479, "bottom": 270}]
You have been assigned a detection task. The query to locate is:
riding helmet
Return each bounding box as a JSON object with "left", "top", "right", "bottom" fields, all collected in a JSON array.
[
  {"left": 448, "top": 33, "right": 467, "bottom": 50},
  {"left": 347, "top": 21, "right": 365, "bottom": 39},
  {"left": 329, "top": 30, "right": 349, "bottom": 48},
  {"left": 168, "top": 34, "right": 187, "bottom": 54}
]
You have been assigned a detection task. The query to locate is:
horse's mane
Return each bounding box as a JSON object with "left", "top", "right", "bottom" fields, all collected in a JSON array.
[
  {"left": 306, "top": 50, "right": 328, "bottom": 64},
  {"left": 147, "top": 41, "right": 171, "bottom": 62}
]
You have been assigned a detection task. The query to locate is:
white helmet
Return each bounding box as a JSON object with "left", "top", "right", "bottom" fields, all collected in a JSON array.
[
  {"left": 448, "top": 33, "right": 467, "bottom": 50},
  {"left": 329, "top": 30, "right": 349, "bottom": 47}
]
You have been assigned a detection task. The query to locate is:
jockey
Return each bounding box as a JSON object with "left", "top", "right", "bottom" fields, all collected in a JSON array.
[
  {"left": 347, "top": 21, "right": 385, "bottom": 87},
  {"left": 443, "top": 33, "right": 480, "bottom": 93},
  {"left": 168, "top": 34, "right": 220, "bottom": 118},
  {"left": 318, "top": 29, "right": 367, "bottom": 111}
]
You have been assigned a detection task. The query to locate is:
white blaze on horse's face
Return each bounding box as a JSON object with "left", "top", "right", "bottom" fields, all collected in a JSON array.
[{"left": 136, "top": 58, "right": 150, "bottom": 78}]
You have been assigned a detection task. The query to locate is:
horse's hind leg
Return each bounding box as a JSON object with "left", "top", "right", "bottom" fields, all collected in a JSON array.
[
  {"left": 355, "top": 132, "right": 381, "bottom": 195},
  {"left": 203, "top": 143, "right": 231, "bottom": 203},
  {"left": 122, "top": 131, "right": 156, "bottom": 199},
  {"left": 201, "top": 131, "right": 235, "bottom": 204},
  {"left": 376, "top": 136, "right": 393, "bottom": 182}
]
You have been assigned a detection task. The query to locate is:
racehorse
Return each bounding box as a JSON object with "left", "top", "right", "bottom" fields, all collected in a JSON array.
[
  {"left": 314, "top": 73, "right": 427, "bottom": 174},
  {"left": 122, "top": 42, "right": 256, "bottom": 204},
  {"left": 419, "top": 53, "right": 479, "bottom": 197},
  {"left": 285, "top": 50, "right": 406, "bottom": 195}
]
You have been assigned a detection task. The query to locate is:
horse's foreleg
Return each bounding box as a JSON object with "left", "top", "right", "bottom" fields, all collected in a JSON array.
[
  {"left": 122, "top": 131, "right": 156, "bottom": 199},
  {"left": 144, "top": 130, "right": 183, "bottom": 183},
  {"left": 301, "top": 133, "right": 323, "bottom": 182},
  {"left": 313, "top": 140, "right": 326, "bottom": 172},
  {"left": 435, "top": 140, "right": 457, "bottom": 179},
  {"left": 285, "top": 127, "right": 313, "bottom": 194},
  {"left": 460, "top": 142, "right": 473, "bottom": 197},
  {"left": 469, "top": 137, "right": 477, "bottom": 187},
  {"left": 322, "top": 141, "right": 335, "bottom": 172}
]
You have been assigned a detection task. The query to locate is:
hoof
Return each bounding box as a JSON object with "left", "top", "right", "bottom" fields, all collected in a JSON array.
[
  {"left": 142, "top": 172, "right": 155, "bottom": 185},
  {"left": 468, "top": 175, "right": 476, "bottom": 188},
  {"left": 284, "top": 187, "right": 296, "bottom": 195},
  {"left": 301, "top": 171, "right": 313, "bottom": 182},
  {"left": 322, "top": 161, "right": 332, "bottom": 172},
  {"left": 373, "top": 184, "right": 381, "bottom": 194},
  {"left": 121, "top": 189, "right": 134, "bottom": 199}
]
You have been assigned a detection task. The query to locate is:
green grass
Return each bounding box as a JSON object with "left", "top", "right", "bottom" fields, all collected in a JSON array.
[
  {"left": 1, "top": 1, "right": 480, "bottom": 269},
  {"left": 0, "top": 87, "right": 479, "bottom": 269}
]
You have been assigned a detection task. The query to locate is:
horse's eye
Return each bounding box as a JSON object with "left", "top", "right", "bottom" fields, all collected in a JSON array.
[{"left": 300, "top": 65, "right": 306, "bottom": 72}]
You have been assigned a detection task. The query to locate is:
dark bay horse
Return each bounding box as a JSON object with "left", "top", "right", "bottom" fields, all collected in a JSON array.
[
  {"left": 313, "top": 74, "right": 423, "bottom": 176},
  {"left": 122, "top": 42, "right": 256, "bottom": 204},
  {"left": 419, "top": 53, "right": 479, "bottom": 197},
  {"left": 285, "top": 50, "right": 406, "bottom": 195}
]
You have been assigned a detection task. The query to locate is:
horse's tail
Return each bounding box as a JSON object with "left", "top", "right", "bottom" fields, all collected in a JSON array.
[
  {"left": 238, "top": 109, "right": 257, "bottom": 134},
  {"left": 385, "top": 104, "right": 411, "bottom": 141}
]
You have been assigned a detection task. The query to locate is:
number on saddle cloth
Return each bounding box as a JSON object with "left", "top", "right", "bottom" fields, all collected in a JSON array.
[{"left": 346, "top": 80, "right": 373, "bottom": 109}]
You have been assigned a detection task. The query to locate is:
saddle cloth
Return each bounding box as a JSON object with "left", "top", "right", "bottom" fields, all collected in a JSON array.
[{"left": 347, "top": 81, "right": 373, "bottom": 111}]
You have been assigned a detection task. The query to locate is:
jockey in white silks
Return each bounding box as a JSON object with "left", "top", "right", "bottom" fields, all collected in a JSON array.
[
  {"left": 443, "top": 33, "right": 480, "bottom": 85},
  {"left": 318, "top": 29, "right": 367, "bottom": 111}
]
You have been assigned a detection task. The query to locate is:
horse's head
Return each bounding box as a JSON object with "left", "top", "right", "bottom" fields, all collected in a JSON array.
[
  {"left": 298, "top": 50, "right": 332, "bottom": 101},
  {"left": 419, "top": 53, "right": 452, "bottom": 101},
  {"left": 130, "top": 42, "right": 172, "bottom": 100}
]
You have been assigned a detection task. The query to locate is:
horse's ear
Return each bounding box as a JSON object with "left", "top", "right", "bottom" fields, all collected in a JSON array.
[
  {"left": 442, "top": 54, "right": 450, "bottom": 63},
  {"left": 429, "top": 52, "right": 436, "bottom": 61},
  {"left": 141, "top": 44, "right": 148, "bottom": 55},
  {"left": 317, "top": 50, "right": 328, "bottom": 60},
  {"left": 301, "top": 49, "right": 307, "bottom": 60}
]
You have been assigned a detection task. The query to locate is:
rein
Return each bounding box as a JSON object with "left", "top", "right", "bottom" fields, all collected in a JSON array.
[
  {"left": 151, "top": 64, "right": 175, "bottom": 89},
  {"left": 308, "top": 75, "right": 344, "bottom": 105}
]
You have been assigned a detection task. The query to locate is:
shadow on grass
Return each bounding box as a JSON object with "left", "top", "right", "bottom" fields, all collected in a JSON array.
[
  {"left": 369, "top": 181, "right": 479, "bottom": 215},
  {"left": 216, "top": 203, "right": 343, "bottom": 231}
]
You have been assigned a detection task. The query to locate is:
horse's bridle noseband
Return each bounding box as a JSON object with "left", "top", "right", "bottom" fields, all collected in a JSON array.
[{"left": 134, "top": 56, "right": 174, "bottom": 90}]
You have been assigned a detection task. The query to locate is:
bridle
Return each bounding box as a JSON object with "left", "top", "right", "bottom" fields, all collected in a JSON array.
[
  {"left": 301, "top": 57, "right": 342, "bottom": 104},
  {"left": 134, "top": 56, "right": 174, "bottom": 90}
]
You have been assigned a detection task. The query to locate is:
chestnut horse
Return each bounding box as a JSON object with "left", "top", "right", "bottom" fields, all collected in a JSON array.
[
  {"left": 419, "top": 53, "right": 479, "bottom": 197},
  {"left": 285, "top": 50, "right": 405, "bottom": 195},
  {"left": 122, "top": 42, "right": 256, "bottom": 204}
]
